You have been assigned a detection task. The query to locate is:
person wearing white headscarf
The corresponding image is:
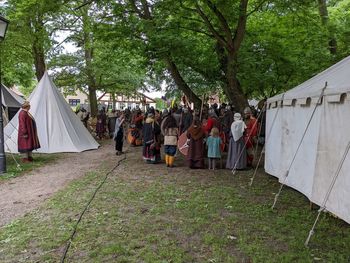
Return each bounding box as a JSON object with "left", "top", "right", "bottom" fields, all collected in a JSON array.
[{"left": 226, "top": 113, "right": 247, "bottom": 170}]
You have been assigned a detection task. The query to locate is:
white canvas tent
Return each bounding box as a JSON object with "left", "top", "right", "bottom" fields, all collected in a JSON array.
[
  {"left": 265, "top": 55, "right": 350, "bottom": 224},
  {"left": 4, "top": 71, "right": 99, "bottom": 153}
]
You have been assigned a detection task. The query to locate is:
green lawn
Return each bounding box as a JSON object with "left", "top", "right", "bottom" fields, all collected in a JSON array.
[
  {"left": 0, "top": 153, "right": 61, "bottom": 181},
  {"left": 0, "top": 148, "right": 349, "bottom": 262}
]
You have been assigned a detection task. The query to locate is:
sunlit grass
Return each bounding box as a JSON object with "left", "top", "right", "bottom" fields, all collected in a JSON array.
[{"left": 0, "top": 149, "right": 349, "bottom": 262}]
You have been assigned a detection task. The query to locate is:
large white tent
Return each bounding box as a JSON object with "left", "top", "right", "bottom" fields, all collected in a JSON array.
[
  {"left": 4, "top": 71, "right": 99, "bottom": 153},
  {"left": 265, "top": 55, "right": 350, "bottom": 224}
]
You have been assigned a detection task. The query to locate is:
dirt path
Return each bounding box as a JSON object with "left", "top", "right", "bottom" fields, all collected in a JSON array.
[{"left": 0, "top": 142, "right": 114, "bottom": 227}]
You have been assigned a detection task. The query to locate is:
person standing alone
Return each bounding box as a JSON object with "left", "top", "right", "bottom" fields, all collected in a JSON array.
[
  {"left": 114, "top": 112, "right": 125, "bottom": 155},
  {"left": 18, "top": 101, "right": 40, "bottom": 162}
]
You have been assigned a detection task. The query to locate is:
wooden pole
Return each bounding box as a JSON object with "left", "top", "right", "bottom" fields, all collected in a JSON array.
[{"left": 199, "top": 94, "right": 205, "bottom": 121}]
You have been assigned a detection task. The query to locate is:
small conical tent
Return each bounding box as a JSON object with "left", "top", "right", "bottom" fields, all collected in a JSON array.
[
  {"left": 265, "top": 55, "right": 350, "bottom": 224},
  {"left": 4, "top": 71, "right": 99, "bottom": 153}
]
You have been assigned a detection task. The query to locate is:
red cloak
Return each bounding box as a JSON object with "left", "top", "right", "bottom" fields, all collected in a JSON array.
[{"left": 18, "top": 110, "right": 41, "bottom": 153}]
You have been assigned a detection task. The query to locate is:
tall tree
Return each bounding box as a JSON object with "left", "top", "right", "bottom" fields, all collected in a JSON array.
[
  {"left": 117, "top": 0, "right": 203, "bottom": 108},
  {"left": 5, "top": 0, "right": 63, "bottom": 81},
  {"left": 318, "top": 0, "right": 337, "bottom": 54}
]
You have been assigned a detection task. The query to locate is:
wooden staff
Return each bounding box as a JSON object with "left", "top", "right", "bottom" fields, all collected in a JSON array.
[{"left": 199, "top": 94, "right": 205, "bottom": 121}]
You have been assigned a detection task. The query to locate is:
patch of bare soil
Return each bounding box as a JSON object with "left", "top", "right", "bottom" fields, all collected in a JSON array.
[{"left": 0, "top": 142, "right": 115, "bottom": 227}]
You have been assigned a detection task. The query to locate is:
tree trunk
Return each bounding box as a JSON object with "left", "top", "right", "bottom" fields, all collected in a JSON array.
[
  {"left": 226, "top": 53, "right": 248, "bottom": 113},
  {"left": 215, "top": 43, "right": 248, "bottom": 113},
  {"left": 88, "top": 85, "right": 98, "bottom": 117},
  {"left": 195, "top": 0, "right": 249, "bottom": 112},
  {"left": 85, "top": 46, "right": 98, "bottom": 117},
  {"left": 165, "top": 57, "right": 202, "bottom": 109},
  {"left": 129, "top": 0, "right": 202, "bottom": 109},
  {"left": 318, "top": 0, "right": 337, "bottom": 54},
  {"left": 32, "top": 43, "right": 46, "bottom": 81},
  {"left": 31, "top": 14, "right": 46, "bottom": 81},
  {"left": 112, "top": 93, "right": 116, "bottom": 110},
  {"left": 82, "top": 8, "right": 98, "bottom": 117}
]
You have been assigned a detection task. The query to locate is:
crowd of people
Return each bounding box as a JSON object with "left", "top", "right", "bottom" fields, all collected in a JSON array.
[
  {"left": 107, "top": 103, "right": 264, "bottom": 171},
  {"left": 16, "top": 99, "right": 263, "bottom": 168}
]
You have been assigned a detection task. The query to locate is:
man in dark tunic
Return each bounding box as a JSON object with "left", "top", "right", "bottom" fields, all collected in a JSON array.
[
  {"left": 221, "top": 106, "right": 234, "bottom": 149},
  {"left": 142, "top": 112, "right": 161, "bottom": 163},
  {"left": 180, "top": 107, "right": 193, "bottom": 134}
]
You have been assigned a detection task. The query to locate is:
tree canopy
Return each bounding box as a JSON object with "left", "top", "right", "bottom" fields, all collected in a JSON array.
[{"left": 0, "top": 0, "right": 350, "bottom": 114}]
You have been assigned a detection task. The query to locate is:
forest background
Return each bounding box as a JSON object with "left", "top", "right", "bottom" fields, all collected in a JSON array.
[{"left": 0, "top": 0, "right": 348, "bottom": 116}]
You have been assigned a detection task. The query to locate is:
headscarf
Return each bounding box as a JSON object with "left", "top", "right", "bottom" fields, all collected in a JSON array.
[{"left": 231, "top": 113, "right": 246, "bottom": 141}]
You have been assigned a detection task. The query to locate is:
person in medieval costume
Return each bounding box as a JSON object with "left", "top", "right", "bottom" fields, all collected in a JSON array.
[
  {"left": 172, "top": 107, "right": 182, "bottom": 127},
  {"left": 18, "top": 101, "right": 40, "bottom": 163},
  {"left": 204, "top": 108, "right": 221, "bottom": 134},
  {"left": 160, "top": 109, "right": 170, "bottom": 134},
  {"left": 179, "top": 107, "right": 193, "bottom": 134},
  {"left": 114, "top": 112, "right": 125, "bottom": 155},
  {"left": 107, "top": 109, "right": 117, "bottom": 138},
  {"left": 162, "top": 115, "right": 178, "bottom": 168},
  {"left": 96, "top": 108, "right": 107, "bottom": 139},
  {"left": 187, "top": 119, "right": 205, "bottom": 169},
  {"left": 221, "top": 105, "right": 234, "bottom": 144},
  {"left": 142, "top": 112, "right": 161, "bottom": 164},
  {"left": 244, "top": 107, "right": 258, "bottom": 167},
  {"left": 226, "top": 113, "right": 247, "bottom": 170}
]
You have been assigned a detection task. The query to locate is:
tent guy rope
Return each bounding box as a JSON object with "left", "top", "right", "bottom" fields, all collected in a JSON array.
[
  {"left": 304, "top": 141, "right": 350, "bottom": 247},
  {"left": 249, "top": 95, "right": 284, "bottom": 186}
]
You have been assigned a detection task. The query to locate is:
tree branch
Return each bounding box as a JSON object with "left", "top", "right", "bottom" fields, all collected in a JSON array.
[
  {"left": 13, "top": 44, "right": 32, "bottom": 54},
  {"left": 195, "top": 3, "right": 228, "bottom": 49},
  {"left": 203, "top": 0, "right": 233, "bottom": 48},
  {"left": 74, "top": 0, "right": 94, "bottom": 11},
  {"left": 178, "top": 25, "right": 214, "bottom": 38},
  {"left": 232, "top": 0, "right": 248, "bottom": 52},
  {"left": 247, "top": 0, "right": 268, "bottom": 17},
  {"left": 140, "top": 0, "right": 152, "bottom": 19}
]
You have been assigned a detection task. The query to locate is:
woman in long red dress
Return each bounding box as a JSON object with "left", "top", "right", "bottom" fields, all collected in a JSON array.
[{"left": 18, "top": 101, "right": 40, "bottom": 162}]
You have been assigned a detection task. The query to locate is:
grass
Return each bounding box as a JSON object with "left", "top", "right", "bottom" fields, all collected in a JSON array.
[
  {"left": 0, "top": 148, "right": 350, "bottom": 262},
  {"left": 0, "top": 153, "right": 62, "bottom": 181}
]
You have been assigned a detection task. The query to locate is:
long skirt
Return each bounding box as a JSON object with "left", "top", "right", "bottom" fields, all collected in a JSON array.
[
  {"left": 187, "top": 138, "right": 204, "bottom": 169},
  {"left": 143, "top": 142, "right": 161, "bottom": 164},
  {"left": 115, "top": 129, "right": 124, "bottom": 152},
  {"left": 226, "top": 137, "right": 247, "bottom": 170}
]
